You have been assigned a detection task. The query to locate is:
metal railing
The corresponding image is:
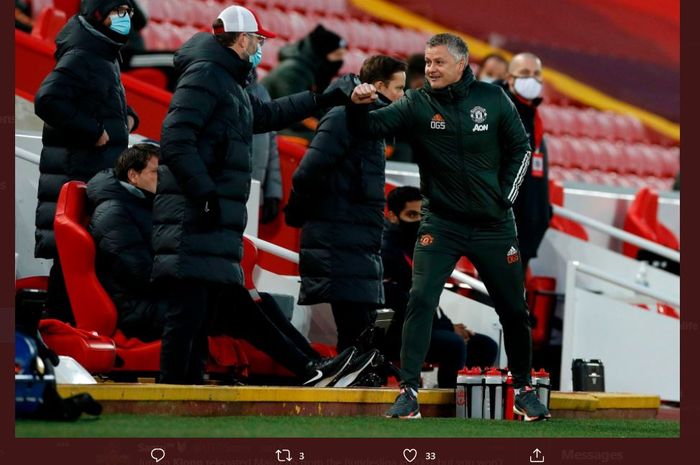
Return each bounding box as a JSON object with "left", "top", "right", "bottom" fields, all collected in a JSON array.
[
  {"left": 552, "top": 204, "right": 679, "bottom": 263},
  {"left": 15, "top": 146, "right": 40, "bottom": 164},
  {"left": 568, "top": 260, "right": 680, "bottom": 308}
]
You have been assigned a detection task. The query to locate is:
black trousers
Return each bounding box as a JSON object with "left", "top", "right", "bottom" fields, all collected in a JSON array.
[
  {"left": 330, "top": 301, "right": 377, "bottom": 352},
  {"left": 426, "top": 331, "right": 499, "bottom": 388},
  {"left": 401, "top": 212, "right": 533, "bottom": 389},
  {"left": 46, "top": 257, "right": 74, "bottom": 325},
  {"left": 157, "top": 281, "right": 319, "bottom": 384}
]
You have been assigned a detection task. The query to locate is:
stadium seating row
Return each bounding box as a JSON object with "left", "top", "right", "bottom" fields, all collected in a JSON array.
[{"left": 546, "top": 135, "right": 679, "bottom": 177}]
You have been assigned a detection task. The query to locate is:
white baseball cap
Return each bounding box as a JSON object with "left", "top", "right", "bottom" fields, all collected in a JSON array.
[{"left": 214, "top": 5, "right": 276, "bottom": 38}]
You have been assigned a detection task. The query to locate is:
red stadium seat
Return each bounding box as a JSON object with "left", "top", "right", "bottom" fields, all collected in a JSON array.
[
  {"left": 548, "top": 180, "right": 589, "bottom": 241},
  {"left": 31, "top": 7, "right": 67, "bottom": 43},
  {"left": 622, "top": 187, "right": 679, "bottom": 258}
]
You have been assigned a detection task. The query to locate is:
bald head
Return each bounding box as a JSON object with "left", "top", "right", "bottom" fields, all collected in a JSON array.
[
  {"left": 507, "top": 52, "right": 544, "bottom": 100},
  {"left": 508, "top": 53, "right": 542, "bottom": 75}
]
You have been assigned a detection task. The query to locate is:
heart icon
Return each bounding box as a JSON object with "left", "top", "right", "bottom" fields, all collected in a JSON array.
[{"left": 403, "top": 449, "right": 417, "bottom": 463}]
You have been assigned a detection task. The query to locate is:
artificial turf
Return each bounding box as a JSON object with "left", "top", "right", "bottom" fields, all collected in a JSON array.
[{"left": 16, "top": 415, "right": 679, "bottom": 438}]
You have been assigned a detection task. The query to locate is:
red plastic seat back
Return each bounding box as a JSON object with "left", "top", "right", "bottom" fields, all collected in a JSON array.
[
  {"left": 31, "top": 7, "right": 68, "bottom": 43},
  {"left": 54, "top": 181, "right": 118, "bottom": 337},
  {"left": 622, "top": 187, "right": 680, "bottom": 257},
  {"left": 548, "top": 180, "right": 589, "bottom": 241}
]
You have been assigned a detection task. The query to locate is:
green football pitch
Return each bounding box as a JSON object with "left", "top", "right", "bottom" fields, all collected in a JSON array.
[{"left": 16, "top": 415, "right": 679, "bottom": 438}]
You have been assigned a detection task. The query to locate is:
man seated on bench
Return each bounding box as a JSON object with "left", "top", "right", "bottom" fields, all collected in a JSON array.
[
  {"left": 381, "top": 186, "right": 498, "bottom": 388},
  {"left": 86, "top": 143, "right": 356, "bottom": 386}
]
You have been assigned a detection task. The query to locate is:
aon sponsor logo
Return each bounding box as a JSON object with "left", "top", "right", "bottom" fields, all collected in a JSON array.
[{"left": 472, "top": 123, "right": 489, "bottom": 132}]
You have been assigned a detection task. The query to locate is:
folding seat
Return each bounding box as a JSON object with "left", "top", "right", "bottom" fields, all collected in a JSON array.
[
  {"left": 567, "top": 137, "right": 593, "bottom": 171},
  {"left": 548, "top": 179, "right": 588, "bottom": 241},
  {"left": 661, "top": 146, "right": 680, "bottom": 177},
  {"left": 557, "top": 107, "right": 579, "bottom": 136},
  {"left": 539, "top": 105, "right": 563, "bottom": 136},
  {"left": 596, "top": 140, "right": 618, "bottom": 172},
  {"left": 575, "top": 109, "right": 601, "bottom": 140},
  {"left": 147, "top": 0, "right": 168, "bottom": 23},
  {"left": 582, "top": 138, "right": 605, "bottom": 171},
  {"left": 622, "top": 187, "right": 680, "bottom": 258},
  {"left": 595, "top": 111, "right": 617, "bottom": 142},
  {"left": 544, "top": 135, "right": 564, "bottom": 167},
  {"left": 31, "top": 7, "right": 67, "bottom": 43}
]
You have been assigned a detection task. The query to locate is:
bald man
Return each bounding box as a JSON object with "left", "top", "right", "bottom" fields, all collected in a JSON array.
[{"left": 500, "top": 52, "right": 550, "bottom": 272}]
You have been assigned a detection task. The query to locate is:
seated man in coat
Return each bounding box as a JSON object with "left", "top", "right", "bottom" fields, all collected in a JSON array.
[
  {"left": 87, "top": 144, "right": 356, "bottom": 386},
  {"left": 381, "top": 186, "right": 498, "bottom": 388}
]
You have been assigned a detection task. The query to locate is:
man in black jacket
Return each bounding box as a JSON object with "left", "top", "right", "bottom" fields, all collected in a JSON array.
[
  {"left": 501, "top": 52, "right": 551, "bottom": 272},
  {"left": 382, "top": 187, "right": 498, "bottom": 388},
  {"left": 349, "top": 33, "right": 550, "bottom": 421},
  {"left": 34, "top": 0, "right": 140, "bottom": 324},
  {"left": 153, "top": 5, "right": 355, "bottom": 384},
  {"left": 89, "top": 145, "right": 356, "bottom": 386},
  {"left": 286, "top": 56, "right": 407, "bottom": 355}
]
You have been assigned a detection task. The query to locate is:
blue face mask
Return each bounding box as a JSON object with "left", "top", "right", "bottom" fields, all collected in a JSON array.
[
  {"left": 249, "top": 44, "right": 263, "bottom": 68},
  {"left": 109, "top": 14, "right": 131, "bottom": 35}
]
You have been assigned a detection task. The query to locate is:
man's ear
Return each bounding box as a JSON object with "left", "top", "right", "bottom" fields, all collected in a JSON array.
[
  {"left": 127, "top": 168, "right": 138, "bottom": 185},
  {"left": 387, "top": 210, "right": 399, "bottom": 224}
]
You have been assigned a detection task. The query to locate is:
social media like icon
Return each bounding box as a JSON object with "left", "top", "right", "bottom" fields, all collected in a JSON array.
[
  {"left": 403, "top": 449, "right": 417, "bottom": 463},
  {"left": 151, "top": 448, "right": 166, "bottom": 463}
]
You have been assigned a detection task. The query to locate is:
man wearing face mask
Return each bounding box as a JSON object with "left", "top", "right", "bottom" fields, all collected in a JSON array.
[
  {"left": 152, "top": 5, "right": 355, "bottom": 385},
  {"left": 34, "top": 0, "right": 140, "bottom": 325},
  {"left": 348, "top": 33, "right": 550, "bottom": 421},
  {"left": 499, "top": 52, "right": 551, "bottom": 272},
  {"left": 477, "top": 53, "right": 508, "bottom": 84},
  {"left": 381, "top": 186, "right": 498, "bottom": 388},
  {"left": 262, "top": 24, "right": 348, "bottom": 141}
]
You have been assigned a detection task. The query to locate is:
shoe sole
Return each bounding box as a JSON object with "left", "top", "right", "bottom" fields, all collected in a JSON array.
[
  {"left": 310, "top": 352, "right": 356, "bottom": 388},
  {"left": 385, "top": 411, "right": 421, "bottom": 419},
  {"left": 331, "top": 351, "right": 377, "bottom": 388},
  {"left": 513, "top": 405, "right": 550, "bottom": 422}
]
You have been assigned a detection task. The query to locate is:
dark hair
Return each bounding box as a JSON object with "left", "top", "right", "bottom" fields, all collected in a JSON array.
[
  {"left": 114, "top": 143, "right": 160, "bottom": 182},
  {"left": 480, "top": 53, "right": 507, "bottom": 67},
  {"left": 360, "top": 55, "right": 407, "bottom": 85},
  {"left": 406, "top": 53, "right": 425, "bottom": 81},
  {"left": 212, "top": 18, "right": 243, "bottom": 47},
  {"left": 387, "top": 186, "right": 422, "bottom": 216},
  {"left": 426, "top": 33, "right": 468, "bottom": 62}
]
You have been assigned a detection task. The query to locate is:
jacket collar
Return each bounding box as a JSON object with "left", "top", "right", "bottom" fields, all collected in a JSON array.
[
  {"left": 424, "top": 65, "right": 476, "bottom": 101},
  {"left": 54, "top": 16, "right": 123, "bottom": 61},
  {"left": 175, "top": 33, "right": 253, "bottom": 86}
]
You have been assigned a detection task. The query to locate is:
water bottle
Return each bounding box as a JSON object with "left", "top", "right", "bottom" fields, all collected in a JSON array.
[
  {"left": 455, "top": 369, "right": 468, "bottom": 418},
  {"left": 531, "top": 369, "right": 551, "bottom": 408},
  {"left": 484, "top": 368, "right": 504, "bottom": 419},
  {"left": 465, "top": 368, "right": 483, "bottom": 419}
]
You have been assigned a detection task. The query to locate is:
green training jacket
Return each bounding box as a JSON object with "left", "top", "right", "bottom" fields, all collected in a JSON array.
[{"left": 348, "top": 66, "right": 531, "bottom": 224}]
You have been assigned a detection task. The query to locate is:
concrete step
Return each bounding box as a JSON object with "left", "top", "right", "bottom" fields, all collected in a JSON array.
[{"left": 57, "top": 384, "right": 663, "bottom": 419}]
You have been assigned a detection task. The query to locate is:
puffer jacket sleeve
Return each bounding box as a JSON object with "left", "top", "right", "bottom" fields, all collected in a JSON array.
[
  {"left": 292, "top": 108, "right": 349, "bottom": 196},
  {"left": 160, "top": 66, "right": 219, "bottom": 199},
  {"left": 264, "top": 132, "right": 283, "bottom": 200},
  {"left": 126, "top": 105, "right": 140, "bottom": 132},
  {"left": 346, "top": 92, "right": 416, "bottom": 139},
  {"left": 497, "top": 88, "right": 532, "bottom": 207},
  {"left": 90, "top": 203, "right": 153, "bottom": 292},
  {"left": 250, "top": 90, "right": 318, "bottom": 134},
  {"left": 34, "top": 53, "right": 104, "bottom": 145}
]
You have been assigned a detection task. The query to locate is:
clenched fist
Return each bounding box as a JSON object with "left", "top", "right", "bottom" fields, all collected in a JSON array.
[{"left": 351, "top": 83, "right": 378, "bottom": 104}]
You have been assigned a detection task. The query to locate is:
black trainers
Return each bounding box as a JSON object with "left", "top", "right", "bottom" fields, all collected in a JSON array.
[
  {"left": 385, "top": 385, "right": 421, "bottom": 419},
  {"left": 330, "top": 349, "right": 379, "bottom": 387},
  {"left": 303, "top": 346, "right": 356, "bottom": 387},
  {"left": 514, "top": 386, "right": 551, "bottom": 422}
]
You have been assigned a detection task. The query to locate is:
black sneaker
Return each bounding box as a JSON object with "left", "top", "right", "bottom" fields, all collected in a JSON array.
[
  {"left": 303, "top": 346, "right": 356, "bottom": 387},
  {"left": 384, "top": 385, "right": 421, "bottom": 419},
  {"left": 330, "top": 349, "right": 379, "bottom": 387},
  {"left": 514, "top": 386, "right": 551, "bottom": 422}
]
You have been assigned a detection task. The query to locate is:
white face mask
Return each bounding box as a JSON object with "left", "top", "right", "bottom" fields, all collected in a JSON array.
[
  {"left": 513, "top": 77, "right": 543, "bottom": 100},
  {"left": 479, "top": 75, "right": 497, "bottom": 84}
]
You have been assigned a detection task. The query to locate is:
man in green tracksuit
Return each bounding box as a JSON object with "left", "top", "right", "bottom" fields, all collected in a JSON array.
[{"left": 349, "top": 33, "right": 550, "bottom": 421}]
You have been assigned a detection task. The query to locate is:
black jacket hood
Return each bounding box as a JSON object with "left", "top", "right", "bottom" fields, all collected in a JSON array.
[
  {"left": 174, "top": 32, "right": 252, "bottom": 85},
  {"left": 55, "top": 15, "right": 123, "bottom": 61},
  {"left": 87, "top": 169, "right": 152, "bottom": 210}
]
